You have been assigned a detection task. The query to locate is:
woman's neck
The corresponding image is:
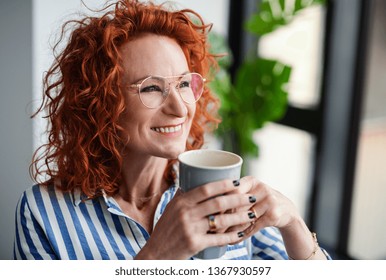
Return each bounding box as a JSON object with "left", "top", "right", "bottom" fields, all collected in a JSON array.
[
  {"left": 112, "top": 154, "right": 170, "bottom": 233},
  {"left": 117, "top": 154, "right": 169, "bottom": 208}
]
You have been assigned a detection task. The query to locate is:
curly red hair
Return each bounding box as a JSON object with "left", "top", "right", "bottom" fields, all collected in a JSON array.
[{"left": 31, "top": 0, "right": 220, "bottom": 198}]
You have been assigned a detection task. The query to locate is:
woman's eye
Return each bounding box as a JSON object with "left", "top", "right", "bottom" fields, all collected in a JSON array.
[
  {"left": 179, "top": 81, "right": 190, "bottom": 88},
  {"left": 141, "top": 85, "right": 162, "bottom": 93}
]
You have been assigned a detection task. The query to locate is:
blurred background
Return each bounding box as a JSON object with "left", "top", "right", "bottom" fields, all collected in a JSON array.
[{"left": 0, "top": 0, "right": 385, "bottom": 260}]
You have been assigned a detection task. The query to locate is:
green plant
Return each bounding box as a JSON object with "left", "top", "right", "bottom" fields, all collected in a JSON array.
[{"left": 209, "top": 0, "right": 325, "bottom": 161}]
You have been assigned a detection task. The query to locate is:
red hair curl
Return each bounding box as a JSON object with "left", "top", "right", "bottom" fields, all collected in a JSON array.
[{"left": 31, "top": 0, "right": 220, "bottom": 198}]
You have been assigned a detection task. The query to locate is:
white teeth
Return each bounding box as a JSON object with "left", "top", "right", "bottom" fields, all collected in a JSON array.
[{"left": 152, "top": 124, "right": 182, "bottom": 134}]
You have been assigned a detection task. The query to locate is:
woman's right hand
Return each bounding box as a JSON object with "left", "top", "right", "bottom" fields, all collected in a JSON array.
[{"left": 134, "top": 179, "right": 256, "bottom": 259}]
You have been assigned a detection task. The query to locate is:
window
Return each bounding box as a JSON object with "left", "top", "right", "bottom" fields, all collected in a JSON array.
[
  {"left": 228, "top": 0, "right": 381, "bottom": 259},
  {"left": 250, "top": 4, "right": 326, "bottom": 218},
  {"left": 349, "top": 0, "right": 386, "bottom": 260}
]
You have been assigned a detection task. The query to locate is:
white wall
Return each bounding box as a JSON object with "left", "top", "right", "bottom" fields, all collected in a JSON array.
[{"left": 0, "top": 0, "right": 34, "bottom": 259}]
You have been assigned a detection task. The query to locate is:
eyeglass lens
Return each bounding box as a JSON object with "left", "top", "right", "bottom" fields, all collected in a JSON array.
[{"left": 138, "top": 73, "right": 203, "bottom": 108}]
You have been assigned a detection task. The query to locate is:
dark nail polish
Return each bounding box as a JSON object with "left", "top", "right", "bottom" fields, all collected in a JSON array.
[
  {"left": 238, "top": 231, "right": 244, "bottom": 238},
  {"left": 248, "top": 211, "right": 256, "bottom": 219},
  {"left": 233, "top": 180, "right": 240, "bottom": 187},
  {"left": 249, "top": 196, "right": 256, "bottom": 203}
]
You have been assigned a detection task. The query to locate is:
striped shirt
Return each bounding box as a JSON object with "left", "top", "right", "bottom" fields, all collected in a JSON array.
[{"left": 14, "top": 183, "right": 291, "bottom": 260}]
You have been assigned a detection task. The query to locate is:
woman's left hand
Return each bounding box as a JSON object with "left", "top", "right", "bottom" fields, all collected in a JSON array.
[
  {"left": 227, "top": 176, "right": 327, "bottom": 260},
  {"left": 226, "top": 176, "right": 298, "bottom": 237}
]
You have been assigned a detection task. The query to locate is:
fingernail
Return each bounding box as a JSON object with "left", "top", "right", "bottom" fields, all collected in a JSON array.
[
  {"left": 233, "top": 180, "right": 240, "bottom": 187},
  {"left": 248, "top": 211, "right": 256, "bottom": 219},
  {"left": 249, "top": 196, "right": 256, "bottom": 203},
  {"left": 237, "top": 231, "right": 244, "bottom": 238}
]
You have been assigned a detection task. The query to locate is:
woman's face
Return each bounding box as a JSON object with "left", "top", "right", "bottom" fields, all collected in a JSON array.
[{"left": 119, "top": 34, "right": 195, "bottom": 159}]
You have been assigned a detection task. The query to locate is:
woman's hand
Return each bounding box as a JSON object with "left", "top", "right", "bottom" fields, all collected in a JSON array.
[
  {"left": 227, "top": 176, "right": 327, "bottom": 260},
  {"left": 226, "top": 176, "right": 300, "bottom": 236},
  {"left": 135, "top": 179, "right": 256, "bottom": 260},
  {"left": 136, "top": 176, "right": 327, "bottom": 260}
]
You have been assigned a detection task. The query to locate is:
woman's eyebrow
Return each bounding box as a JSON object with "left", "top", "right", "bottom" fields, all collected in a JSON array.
[{"left": 131, "top": 71, "right": 191, "bottom": 84}]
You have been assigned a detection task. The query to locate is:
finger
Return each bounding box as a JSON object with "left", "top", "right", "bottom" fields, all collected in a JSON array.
[
  {"left": 235, "top": 206, "right": 274, "bottom": 242},
  {"left": 182, "top": 179, "right": 238, "bottom": 203},
  {"left": 205, "top": 209, "right": 258, "bottom": 232},
  {"left": 225, "top": 176, "right": 256, "bottom": 194},
  {"left": 224, "top": 203, "right": 269, "bottom": 241},
  {"left": 225, "top": 223, "right": 250, "bottom": 234},
  {"left": 204, "top": 230, "right": 248, "bottom": 248},
  {"left": 226, "top": 223, "right": 255, "bottom": 245},
  {"left": 196, "top": 193, "right": 258, "bottom": 216},
  {"left": 227, "top": 176, "right": 269, "bottom": 201},
  {"left": 243, "top": 200, "right": 268, "bottom": 224},
  {"left": 224, "top": 206, "right": 260, "bottom": 232},
  {"left": 238, "top": 220, "right": 263, "bottom": 241}
]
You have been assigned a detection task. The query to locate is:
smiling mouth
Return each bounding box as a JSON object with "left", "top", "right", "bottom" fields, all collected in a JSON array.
[{"left": 151, "top": 124, "right": 182, "bottom": 134}]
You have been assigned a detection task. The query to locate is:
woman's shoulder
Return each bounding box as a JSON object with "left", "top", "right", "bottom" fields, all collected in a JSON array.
[
  {"left": 19, "top": 183, "right": 74, "bottom": 208},
  {"left": 17, "top": 183, "right": 81, "bottom": 218},
  {"left": 21, "top": 183, "right": 57, "bottom": 199}
]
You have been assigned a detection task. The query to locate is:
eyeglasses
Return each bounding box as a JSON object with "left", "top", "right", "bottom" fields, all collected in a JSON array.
[{"left": 128, "top": 72, "right": 205, "bottom": 109}]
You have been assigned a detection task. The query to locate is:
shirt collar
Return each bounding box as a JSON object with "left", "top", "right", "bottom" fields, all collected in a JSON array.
[
  {"left": 72, "top": 162, "right": 180, "bottom": 207},
  {"left": 72, "top": 188, "right": 93, "bottom": 206},
  {"left": 72, "top": 187, "right": 117, "bottom": 207},
  {"left": 72, "top": 185, "right": 179, "bottom": 210}
]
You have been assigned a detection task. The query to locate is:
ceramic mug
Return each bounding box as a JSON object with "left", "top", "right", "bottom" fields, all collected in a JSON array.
[{"left": 178, "top": 149, "right": 243, "bottom": 259}]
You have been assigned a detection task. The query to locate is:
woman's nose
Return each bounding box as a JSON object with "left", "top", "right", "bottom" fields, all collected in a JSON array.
[{"left": 162, "top": 86, "right": 189, "bottom": 117}]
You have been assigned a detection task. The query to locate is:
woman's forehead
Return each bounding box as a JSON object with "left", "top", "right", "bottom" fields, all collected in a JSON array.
[{"left": 120, "top": 34, "right": 189, "bottom": 82}]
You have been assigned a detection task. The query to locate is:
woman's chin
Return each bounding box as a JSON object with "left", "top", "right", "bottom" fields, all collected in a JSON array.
[{"left": 162, "top": 148, "right": 187, "bottom": 160}]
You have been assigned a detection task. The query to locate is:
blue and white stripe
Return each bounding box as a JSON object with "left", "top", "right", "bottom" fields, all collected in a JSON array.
[{"left": 14, "top": 184, "right": 289, "bottom": 260}]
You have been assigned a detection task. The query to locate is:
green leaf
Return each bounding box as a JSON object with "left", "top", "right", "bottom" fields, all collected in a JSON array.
[
  {"left": 227, "top": 58, "right": 290, "bottom": 156},
  {"left": 246, "top": 0, "right": 326, "bottom": 36}
]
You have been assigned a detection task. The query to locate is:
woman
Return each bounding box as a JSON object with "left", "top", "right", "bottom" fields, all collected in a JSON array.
[{"left": 14, "top": 0, "right": 330, "bottom": 260}]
